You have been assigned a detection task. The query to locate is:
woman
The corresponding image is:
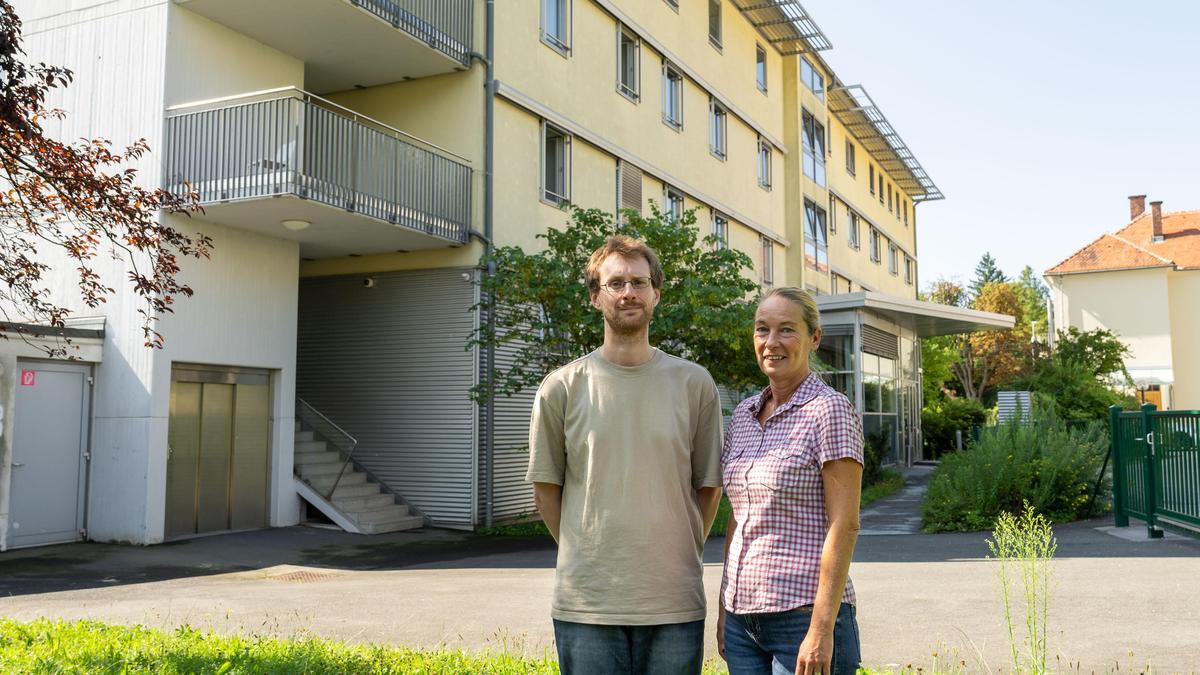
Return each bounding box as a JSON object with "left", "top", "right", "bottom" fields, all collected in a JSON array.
[{"left": 718, "top": 287, "right": 864, "bottom": 675}]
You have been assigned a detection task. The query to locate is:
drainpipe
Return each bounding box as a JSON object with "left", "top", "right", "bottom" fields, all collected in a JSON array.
[{"left": 469, "top": 0, "right": 497, "bottom": 529}]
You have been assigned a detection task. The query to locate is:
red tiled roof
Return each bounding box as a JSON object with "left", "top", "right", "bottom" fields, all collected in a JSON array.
[{"left": 1046, "top": 209, "right": 1200, "bottom": 275}]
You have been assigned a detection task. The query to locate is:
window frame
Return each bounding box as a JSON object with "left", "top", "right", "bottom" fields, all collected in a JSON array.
[
  {"left": 845, "top": 138, "right": 856, "bottom": 176},
  {"left": 540, "top": 0, "right": 571, "bottom": 56},
  {"left": 761, "top": 236, "right": 775, "bottom": 287},
  {"left": 662, "top": 63, "right": 684, "bottom": 131},
  {"left": 888, "top": 242, "right": 899, "bottom": 275},
  {"left": 802, "top": 108, "right": 826, "bottom": 187},
  {"left": 709, "top": 98, "right": 728, "bottom": 160},
  {"left": 804, "top": 198, "right": 829, "bottom": 273},
  {"left": 870, "top": 227, "right": 881, "bottom": 263},
  {"left": 665, "top": 186, "right": 685, "bottom": 223},
  {"left": 848, "top": 211, "right": 860, "bottom": 249},
  {"left": 708, "top": 0, "right": 722, "bottom": 50},
  {"left": 712, "top": 211, "right": 729, "bottom": 249},
  {"left": 868, "top": 164, "right": 875, "bottom": 195},
  {"left": 878, "top": 174, "right": 884, "bottom": 204},
  {"left": 616, "top": 25, "right": 640, "bottom": 103},
  {"left": 756, "top": 44, "right": 768, "bottom": 93},
  {"left": 800, "top": 57, "right": 825, "bottom": 101},
  {"left": 757, "top": 137, "right": 772, "bottom": 190},
  {"left": 904, "top": 256, "right": 914, "bottom": 285},
  {"left": 540, "top": 120, "right": 571, "bottom": 206},
  {"left": 663, "top": 0, "right": 679, "bottom": 11}
]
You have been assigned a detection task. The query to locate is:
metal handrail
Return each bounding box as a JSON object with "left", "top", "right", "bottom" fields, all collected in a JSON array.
[
  {"left": 296, "top": 398, "right": 359, "bottom": 500},
  {"left": 163, "top": 88, "right": 472, "bottom": 243}
]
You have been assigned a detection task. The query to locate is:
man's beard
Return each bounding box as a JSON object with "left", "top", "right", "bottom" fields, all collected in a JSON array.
[{"left": 604, "top": 300, "right": 653, "bottom": 335}]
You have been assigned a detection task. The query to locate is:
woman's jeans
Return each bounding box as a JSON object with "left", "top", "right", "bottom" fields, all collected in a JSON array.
[{"left": 724, "top": 603, "right": 860, "bottom": 675}]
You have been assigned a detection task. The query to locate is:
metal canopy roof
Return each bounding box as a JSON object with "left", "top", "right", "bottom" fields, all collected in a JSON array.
[
  {"left": 817, "top": 292, "right": 1013, "bottom": 337},
  {"left": 827, "top": 85, "right": 944, "bottom": 202},
  {"left": 733, "top": 0, "right": 833, "bottom": 55}
]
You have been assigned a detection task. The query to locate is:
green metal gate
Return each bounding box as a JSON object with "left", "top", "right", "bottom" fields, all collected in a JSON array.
[{"left": 1110, "top": 404, "right": 1200, "bottom": 538}]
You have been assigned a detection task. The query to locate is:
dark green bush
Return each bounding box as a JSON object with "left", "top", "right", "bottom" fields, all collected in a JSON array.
[
  {"left": 862, "top": 427, "right": 889, "bottom": 486},
  {"left": 921, "top": 412, "right": 1109, "bottom": 532},
  {"left": 921, "top": 396, "right": 987, "bottom": 459}
]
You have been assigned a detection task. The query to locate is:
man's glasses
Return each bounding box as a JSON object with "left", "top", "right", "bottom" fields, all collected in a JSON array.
[{"left": 599, "top": 277, "right": 652, "bottom": 293}]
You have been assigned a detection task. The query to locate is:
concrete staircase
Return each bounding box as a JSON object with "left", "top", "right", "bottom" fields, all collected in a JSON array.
[{"left": 293, "top": 423, "right": 424, "bottom": 534}]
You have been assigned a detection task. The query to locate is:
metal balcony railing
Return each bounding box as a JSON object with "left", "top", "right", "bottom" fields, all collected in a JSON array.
[
  {"left": 164, "top": 88, "right": 471, "bottom": 245},
  {"left": 353, "top": 0, "right": 473, "bottom": 65}
]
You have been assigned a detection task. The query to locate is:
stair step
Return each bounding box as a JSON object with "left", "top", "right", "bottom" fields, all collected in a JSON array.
[
  {"left": 358, "top": 515, "right": 425, "bottom": 534},
  {"left": 298, "top": 461, "right": 346, "bottom": 477},
  {"left": 334, "top": 493, "right": 398, "bottom": 512},
  {"left": 295, "top": 430, "right": 315, "bottom": 442},
  {"left": 331, "top": 483, "right": 381, "bottom": 499},
  {"left": 306, "top": 472, "right": 367, "bottom": 491},
  {"left": 295, "top": 440, "right": 328, "bottom": 453},
  {"left": 348, "top": 504, "right": 411, "bottom": 525},
  {"left": 295, "top": 450, "right": 340, "bottom": 465}
]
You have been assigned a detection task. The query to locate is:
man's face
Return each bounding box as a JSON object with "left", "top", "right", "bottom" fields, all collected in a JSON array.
[{"left": 590, "top": 254, "right": 660, "bottom": 335}]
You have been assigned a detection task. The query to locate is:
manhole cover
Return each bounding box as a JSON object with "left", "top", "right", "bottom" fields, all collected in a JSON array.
[{"left": 266, "top": 570, "right": 339, "bottom": 584}]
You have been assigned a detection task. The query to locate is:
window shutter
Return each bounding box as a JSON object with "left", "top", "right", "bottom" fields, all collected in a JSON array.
[
  {"left": 862, "top": 325, "right": 898, "bottom": 359},
  {"left": 619, "top": 161, "right": 642, "bottom": 214}
]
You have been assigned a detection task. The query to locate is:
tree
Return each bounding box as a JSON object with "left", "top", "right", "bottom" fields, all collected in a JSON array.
[
  {"left": 918, "top": 279, "right": 965, "bottom": 404},
  {"left": 953, "top": 281, "right": 1028, "bottom": 401},
  {"left": 969, "top": 252, "right": 1008, "bottom": 299},
  {"left": 0, "top": 2, "right": 208, "bottom": 357},
  {"left": 470, "top": 203, "right": 763, "bottom": 402},
  {"left": 1016, "top": 327, "right": 1133, "bottom": 421},
  {"left": 1052, "top": 326, "right": 1131, "bottom": 384},
  {"left": 1014, "top": 265, "right": 1049, "bottom": 342}
]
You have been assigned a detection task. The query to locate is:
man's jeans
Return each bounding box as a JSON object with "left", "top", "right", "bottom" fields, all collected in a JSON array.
[
  {"left": 723, "top": 603, "right": 860, "bottom": 675},
  {"left": 552, "top": 618, "right": 705, "bottom": 675}
]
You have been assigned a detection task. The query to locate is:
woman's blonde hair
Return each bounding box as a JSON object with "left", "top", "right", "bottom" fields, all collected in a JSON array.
[{"left": 761, "top": 287, "right": 821, "bottom": 336}]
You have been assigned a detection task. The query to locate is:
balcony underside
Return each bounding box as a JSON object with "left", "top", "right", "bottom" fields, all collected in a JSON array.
[
  {"left": 193, "top": 188, "right": 464, "bottom": 259},
  {"left": 174, "top": 0, "right": 469, "bottom": 93}
]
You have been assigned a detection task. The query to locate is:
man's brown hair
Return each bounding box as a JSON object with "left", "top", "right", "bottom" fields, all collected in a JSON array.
[{"left": 584, "top": 235, "right": 664, "bottom": 295}]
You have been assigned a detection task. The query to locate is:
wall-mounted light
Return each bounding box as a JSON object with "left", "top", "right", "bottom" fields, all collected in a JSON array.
[{"left": 281, "top": 219, "right": 311, "bottom": 231}]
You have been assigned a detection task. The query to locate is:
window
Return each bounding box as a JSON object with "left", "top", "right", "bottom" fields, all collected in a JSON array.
[
  {"left": 869, "top": 227, "right": 881, "bottom": 263},
  {"left": 845, "top": 138, "right": 856, "bottom": 176},
  {"left": 828, "top": 196, "right": 837, "bottom": 233},
  {"left": 666, "top": 186, "right": 684, "bottom": 222},
  {"left": 848, "top": 211, "right": 860, "bottom": 249},
  {"left": 617, "top": 26, "right": 640, "bottom": 101},
  {"left": 878, "top": 174, "right": 884, "bottom": 203},
  {"left": 712, "top": 211, "right": 728, "bottom": 249},
  {"left": 904, "top": 200, "right": 909, "bottom": 227},
  {"left": 709, "top": 99, "right": 727, "bottom": 159},
  {"left": 541, "top": 0, "right": 570, "bottom": 54},
  {"left": 868, "top": 165, "right": 875, "bottom": 195},
  {"left": 888, "top": 243, "right": 898, "bottom": 275},
  {"left": 761, "top": 237, "right": 774, "bottom": 286},
  {"left": 756, "top": 45, "right": 767, "bottom": 93},
  {"left": 832, "top": 273, "right": 851, "bottom": 295},
  {"left": 708, "top": 0, "right": 721, "bottom": 48},
  {"left": 541, "top": 121, "right": 570, "bottom": 204},
  {"left": 757, "top": 138, "right": 772, "bottom": 189},
  {"left": 662, "top": 64, "right": 683, "bottom": 129},
  {"left": 804, "top": 199, "right": 828, "bottom": 272},
  {"left": 800, "top": 58, "right": 824, "bottom": 101},
  {"left": 802, "top": 109, "right": 826, "bottom": 187},
  {"left": 887, "top": 184, "right": 892, "bottom": 212},
  {"left": 904, "top": 256, "right": 914, "bottom": 285},
  {"left": 664, "top": 0, "right": 678, "bottom": 9}
]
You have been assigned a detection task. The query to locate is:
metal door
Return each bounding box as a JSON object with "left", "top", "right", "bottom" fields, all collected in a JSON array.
[
  {"left": 166, "top": 366, "right": 271, "bottom": 538},
  {"left": 9, "top": 361, "right": 90, "bottom": 548}
]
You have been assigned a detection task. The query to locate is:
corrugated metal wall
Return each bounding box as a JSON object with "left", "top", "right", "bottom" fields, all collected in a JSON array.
[
  {"left": 481, "top": 338, "right": 537, "bottom": 523},
  {"left": 298, "top": 268, "right": 478, "bottom": 529}
]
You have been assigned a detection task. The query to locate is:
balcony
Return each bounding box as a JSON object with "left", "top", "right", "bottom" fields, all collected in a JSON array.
[
  {"left": 174, "top": 0, "right": 474, "bottom": 92},
  {"left": 164, "top": 88, "right": 472, "bottom": 257}
]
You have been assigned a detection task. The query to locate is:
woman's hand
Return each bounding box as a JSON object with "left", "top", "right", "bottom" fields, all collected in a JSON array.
[
  {"left": 794, "top": 628, "right": 833, "bottom": 675},
  {"left": 716, "top": 605, "right": 727, "bottom": 661}
]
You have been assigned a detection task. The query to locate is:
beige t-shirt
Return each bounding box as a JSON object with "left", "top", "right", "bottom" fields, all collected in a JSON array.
[{"left": 526, "top": 349, "right": 723, "bottom": 625}]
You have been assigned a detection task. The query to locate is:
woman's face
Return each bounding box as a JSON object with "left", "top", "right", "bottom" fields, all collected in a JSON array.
[{"left": 753, "top": 295, "right": 821, "bottom": 383}]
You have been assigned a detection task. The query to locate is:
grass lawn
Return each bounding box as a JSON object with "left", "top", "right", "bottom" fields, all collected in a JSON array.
[{"left": 0, "top": 619, "right": 738, "bottom": 674}]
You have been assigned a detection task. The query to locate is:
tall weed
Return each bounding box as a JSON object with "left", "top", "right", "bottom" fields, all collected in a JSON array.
[{"left": 987, "top": 503, "right": 1057, "bottom": 675}]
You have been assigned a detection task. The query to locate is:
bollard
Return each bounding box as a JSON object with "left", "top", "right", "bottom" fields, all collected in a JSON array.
[{"left": 955, "top": 429, "right": 962, "bottom": 452}]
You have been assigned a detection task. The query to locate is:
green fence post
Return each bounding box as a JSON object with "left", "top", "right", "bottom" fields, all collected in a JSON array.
[
  {"left": 1109, "top": 405, "right": 1128, "bottom": 527},
  {"left": 1141, "top": 403, "right": 1163, "bottom": 539}
]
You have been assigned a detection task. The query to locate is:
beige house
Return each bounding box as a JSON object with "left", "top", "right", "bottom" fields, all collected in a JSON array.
[{"left": 1046, "top": 196, "right": 1200, "bottom": 410}]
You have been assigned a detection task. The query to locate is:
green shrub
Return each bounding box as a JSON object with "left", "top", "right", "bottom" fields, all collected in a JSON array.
[
  {"left": 921, "top": 396, "right": 987, "bottom": 459},
  {"left": 921, "top": 413, "right": 1108, "bottom": 532}
]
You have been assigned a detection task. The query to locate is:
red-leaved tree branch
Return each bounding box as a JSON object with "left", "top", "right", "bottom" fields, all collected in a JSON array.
[{"left": 0, "top": 1, "right": 210, "bottom": 357}]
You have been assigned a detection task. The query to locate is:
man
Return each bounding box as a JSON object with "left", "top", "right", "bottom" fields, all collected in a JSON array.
[{"left": 526, "top": 235, "right": 724, "bottom": 675}]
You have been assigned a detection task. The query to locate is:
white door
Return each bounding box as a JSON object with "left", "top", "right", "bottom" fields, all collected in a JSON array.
[{"left": 10, "top": 361, "right": 90, "bottom": 548}]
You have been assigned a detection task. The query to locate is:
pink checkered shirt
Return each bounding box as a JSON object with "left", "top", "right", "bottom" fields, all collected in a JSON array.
[{"left": 721, "top": 373, "right": 864, "bottom": 613}]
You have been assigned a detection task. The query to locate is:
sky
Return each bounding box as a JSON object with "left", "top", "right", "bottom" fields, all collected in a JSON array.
[{"left": 801, "top": 0, "right": 1200, "bottom": 288}]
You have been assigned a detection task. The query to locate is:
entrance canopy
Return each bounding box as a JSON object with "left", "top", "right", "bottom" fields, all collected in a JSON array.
[{"left": 816, "top": 292, "right": 1014, "bottom": 337}]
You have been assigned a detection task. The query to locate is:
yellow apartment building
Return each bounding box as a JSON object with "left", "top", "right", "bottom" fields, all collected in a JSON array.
[{"left": 5, "top": 0, "right": 1006, "bottom": 549}]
